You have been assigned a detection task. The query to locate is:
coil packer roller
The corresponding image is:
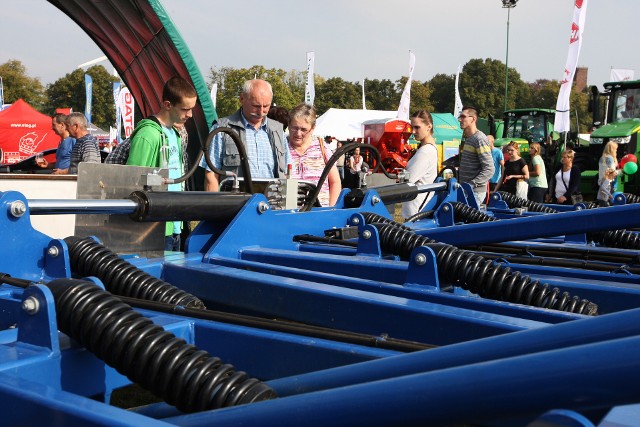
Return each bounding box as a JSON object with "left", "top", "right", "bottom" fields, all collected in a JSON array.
[{"left": 1, "top": 179, "right": 640, "bottom": 425}]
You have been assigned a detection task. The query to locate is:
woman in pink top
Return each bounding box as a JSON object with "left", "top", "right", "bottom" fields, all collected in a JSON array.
[{"left": 288, "top": 104, "right": 342, "bottom": 206}]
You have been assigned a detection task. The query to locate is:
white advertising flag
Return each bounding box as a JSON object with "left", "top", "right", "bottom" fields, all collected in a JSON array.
[
  {"left": 210, "top": 83, "right": 218, "bottom": 108},
  {"left": 396, "top": 51, "right": 415, "bottom": 121},
  {"left": 304, "top": 52, "right": 315, "bottom": 105},
  {"left": 454, "top": 64, "right": 463, "bottom": 119},
  {"left": 118, "top": 87, "right": 135, "bottom": 138},
  {"left": 554, "top": 0, "right": 589, "bottom": 133},
  {"left": 610, "top": 68, "right": 635, "bottom": 82},
  {"left": 113, "top": 82, "right": 122, "bottom": 142}
]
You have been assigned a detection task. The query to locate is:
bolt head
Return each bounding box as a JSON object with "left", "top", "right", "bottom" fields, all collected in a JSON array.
[
  {"left": 47, "top": 247, "right": 59, "bottom": 257},
  {"left": 414, "top": 253, "right": 427, "bottom": 265},
  {"left": 22, "top": 297, "right": 39, "bottom": 315},
  {"left": 10, "top": 201, "right": 27, "bottom": 218},
  {"left": 351, "top": 217, "right": 360, "bottom": 225},
  {"left": 257, "top": 202, "right": 270, "bottom": 213},
  {"left": 362, "top": 230, "right": 372, "bottom": 239}
]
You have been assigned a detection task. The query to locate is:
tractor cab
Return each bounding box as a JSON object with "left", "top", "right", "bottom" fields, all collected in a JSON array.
[
  {"left": 494, "top": 109, "right": 557, "bottom": 162},
  {"left": 588, "top": 80, "right": 640, "bottom": 195}
]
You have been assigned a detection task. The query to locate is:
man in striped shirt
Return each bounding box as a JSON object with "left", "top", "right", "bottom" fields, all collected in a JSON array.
[{"left": 457, "top": 106, "right": 494, "bottom": 207}]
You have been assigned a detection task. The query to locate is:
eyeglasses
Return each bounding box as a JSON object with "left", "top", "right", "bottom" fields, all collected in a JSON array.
[
  {"left": 458, "top": 115, "right": 471, "bottom": 120},
  {"left": 289, "top": 126, "right": 310, "bottom": 134}
]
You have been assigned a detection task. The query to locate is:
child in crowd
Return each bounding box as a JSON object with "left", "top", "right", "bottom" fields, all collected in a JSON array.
[{"left": 597, "top": 167, "right": 617, "bottom": 206}]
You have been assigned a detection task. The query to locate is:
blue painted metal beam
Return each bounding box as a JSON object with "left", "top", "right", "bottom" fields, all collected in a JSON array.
[{"left": 417, "top": 203, "right": 640, "bottom": 246}]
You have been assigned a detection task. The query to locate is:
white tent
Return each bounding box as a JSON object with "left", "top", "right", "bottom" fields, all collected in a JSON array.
[{"left": 314, "top": 108, "right": 397, "bottom": 140}]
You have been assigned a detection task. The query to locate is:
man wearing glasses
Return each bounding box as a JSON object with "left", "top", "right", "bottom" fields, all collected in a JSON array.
[
  {"left": 56, "top": 112, "right": 100, "bottom": 175},
  {"left": 457, "top": 106, "right": 494, "bottom": 207}
]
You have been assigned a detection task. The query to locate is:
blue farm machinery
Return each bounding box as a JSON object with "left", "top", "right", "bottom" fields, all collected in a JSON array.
[{"left": 1, "top": 140, "right": 640, "bottom": 427}]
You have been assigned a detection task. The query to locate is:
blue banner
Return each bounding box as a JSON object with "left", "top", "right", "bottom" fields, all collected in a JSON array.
[{"left": 84, "top": 74, "right": 93, "bottom": 124}]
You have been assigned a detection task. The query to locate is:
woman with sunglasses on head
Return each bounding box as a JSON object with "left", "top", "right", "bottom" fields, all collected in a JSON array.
[
  {"left": 501, "top": 141, "right": 529, "bottom": 198},
  {"left": 287, "top": 103, "right": 341, "bottom": 206},
  {"left": 527, "top": 142, "right": 548, "bottom": 203}
]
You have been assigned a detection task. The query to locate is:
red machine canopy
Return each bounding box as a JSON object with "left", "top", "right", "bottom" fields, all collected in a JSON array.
[{"left": 0, "top": 99, "right": 60, "bottom": 165}]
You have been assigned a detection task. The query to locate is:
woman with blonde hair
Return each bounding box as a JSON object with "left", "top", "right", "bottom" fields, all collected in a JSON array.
[
  {"left": 501, "top": 141, "right": 529, "bottom": 198},
  {"left": 527, "top": 142, "right": 548, "bottom": 203},
  {"left": 549, "top": 149, "right": 582, "bottom": 205},
  {"left": 287, "top": 103, "right": 341, "bottom": 206},
  {"left": 597, "top": 141, "right": 618, "bottom": 205}
]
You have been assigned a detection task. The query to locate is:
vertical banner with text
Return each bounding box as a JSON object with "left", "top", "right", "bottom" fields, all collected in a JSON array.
[
  {"left": 554, "top": 0, "right": 589, "bottom": 133},
  {"left": 84, "top": 74, "right": 93, "bottom": 124},
  {"left": 113, "top": 82, "right": 121, "bottom": 142},
  {"left": 396, "top": 51, "right": 415, "bottom": 121},
  {"left": 118, "top": 87, "right": 135, "bottom": 138},
  {"left": 305, "top": 52, "right": 315, "bottom": 105}
]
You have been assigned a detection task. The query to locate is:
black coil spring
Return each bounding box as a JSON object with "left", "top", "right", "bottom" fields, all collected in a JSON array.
[
  {"left": 362, "top": 214, "right": 598, "bottom": 315},
  {"left": 361, "top": 212, "right": 412, "bottom": 230},
  {"left": 624, "top": 193, "right": 640, "bottom": 204},
  {"left": 451, "top": 202, "right": 496, "bottom": 223},
  {"left": 590, "top": 229, "right": 640, "bottom": 250},
  {"left": 46, "top": 278, "right": 276, "bottom": 412},
  {"left": 64, "top": 236, "right": 205, "bottom": 309},
  {"left": 495, "top": 192, "right": 558, "bottom": 213}
]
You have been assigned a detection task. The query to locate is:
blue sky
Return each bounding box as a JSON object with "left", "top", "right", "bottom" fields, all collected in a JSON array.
[{"left": 2, "top": 0, "right": 638, "bottom": 91}]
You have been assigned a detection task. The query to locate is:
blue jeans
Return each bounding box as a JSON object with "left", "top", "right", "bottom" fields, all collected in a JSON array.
[{"left": 165, "top": 233, "right": 181, "bottom": 252}]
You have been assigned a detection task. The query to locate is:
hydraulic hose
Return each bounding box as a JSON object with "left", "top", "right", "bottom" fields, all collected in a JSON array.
[
  {"left": 201, "top": 126, "right": 254, "bottom": 194},
  {"left": 45, "top": 278, "right": 275, "bottom": 413},
  {"left": 362, "top": 212, "right": 598, "bottom": 315},
  {"left": 301, "top": 142, "right": 398, "bottom": 212},
  {"left": 64, "top": 236, "right": 206, "bottom": 309}
]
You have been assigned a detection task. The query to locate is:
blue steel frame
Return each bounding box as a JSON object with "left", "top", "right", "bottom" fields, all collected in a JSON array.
[{"left": 2, "top": 180, "right": 640, "bottom": 425}]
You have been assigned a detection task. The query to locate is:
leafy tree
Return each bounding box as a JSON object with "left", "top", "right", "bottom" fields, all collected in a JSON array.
[
  {"left": 45, "top": 65, "right": 119, "bottom": 130},
  {"left": 0, "top": 60, "right": 46, "bottom": 108},
  {"left": 428, "top": 73, "right": 456, "bottom": 113},
  {"left": 312, "top": 77, "right": 361, "bottom": 115},
  {"left": 208, "top": 65, "right": 301, "bottom": 118},
  {"left": 363, "top": 79, "right": 397, "bottom": 110},
  {"left": 394, "top": 78, "right": 433, "bottom": 113},
  {"left": 459, "top": 58, "right": 529, "bottom": 118},
  {"left": 524, "top": 79, "right": 559, "bottom": 109}
]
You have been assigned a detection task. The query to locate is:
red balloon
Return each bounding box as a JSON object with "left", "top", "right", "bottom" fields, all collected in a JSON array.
[{"left": 620, "top": 153, "right": 638, "bottom": 168}]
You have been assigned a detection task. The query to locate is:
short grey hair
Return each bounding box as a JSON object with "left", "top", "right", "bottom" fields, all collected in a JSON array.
[
  {"left": 242, "top": 79, "right": 273, "bottom": 97},
  {"left": 66, "top": 112, "right": 88, "bottom": 129}
]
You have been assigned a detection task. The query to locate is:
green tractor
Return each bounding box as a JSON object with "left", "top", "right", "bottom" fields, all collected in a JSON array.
[
  {"left": 588, "top": 79, "right": 640, "bottom": 196},
  {"left": 492, "top": 108, "right": 558, "bottom": 158}
]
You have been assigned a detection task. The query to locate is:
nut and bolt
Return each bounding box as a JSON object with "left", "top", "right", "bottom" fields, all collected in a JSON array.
[
  {"left": 47, "top": 247, "right": 59, "bottom": 257},
  {"left": 22, "top": 297, "right": 40, "bottom": 315},
  {"left": 371, "top": 196, "right": 381, "bottom": 205},
  {"left": 10, "top": 201, "right": 26, "bottom": 218},
  {"left": 414, "top": 253, "right": 427, "bottom": 265},
  {"left": 257, "top": 201, "right": 270, "bottom": 214}
]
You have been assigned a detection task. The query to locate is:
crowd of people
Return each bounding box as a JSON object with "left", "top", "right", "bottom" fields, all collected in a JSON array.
[{"left": 40, "top": 77, "right": 623, "bottom": 245}]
